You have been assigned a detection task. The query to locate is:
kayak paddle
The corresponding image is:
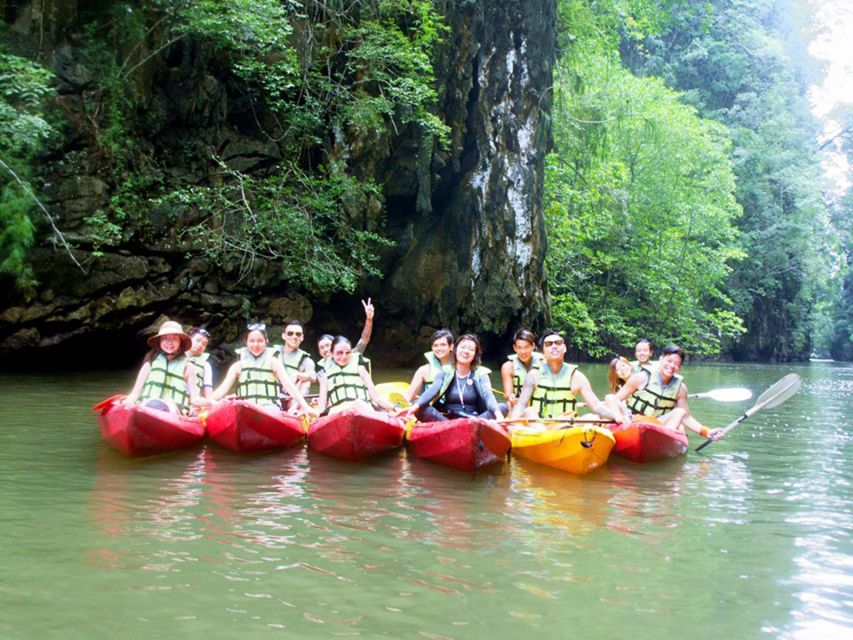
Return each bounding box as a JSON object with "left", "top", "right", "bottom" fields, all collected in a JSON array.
[
  {"left": 92, "top": 394, "right": 124, "bottom": 413},
  {"left": 695, "top": 373, "right": 802, "bottom": 452},
  {"left": 499, "top": 416, "right": 616, "bottom": 426},
  {"left": 688, "top": 387, "right": 752, "bottom": 402}
]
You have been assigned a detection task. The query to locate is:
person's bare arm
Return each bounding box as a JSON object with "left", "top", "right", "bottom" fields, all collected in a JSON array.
[
  {"left": 362, "top": 367, "right": 395, "bottom": 411},
  {"left": 573, "top": 371, "right": 615, "bottom": 419},
  {"left": 404, "top": 364, "right": 428, "bottom": 402},
  {"left": 353, "top": 298, "right": 374, "bottom": 353},
  {"left": 509, "top": 370, "right": 539, "bottom": 419},
  {"left": 124, "top": 362, "right": 152, "bottom": 404},
  {"left": 212, "top": 362, "right": 241, "bottom": 400},
  {"left": 675, "top": 383, "right": 722, "bottom": 438},
  {"left": 274, "top": 359, "right": 316, "bottom": 416},
  {"left": 614, "top": 372, "right": 645, "bottom": 402},
  {"left": 500, "top": 361, "right": 516, "bottom": 406}
]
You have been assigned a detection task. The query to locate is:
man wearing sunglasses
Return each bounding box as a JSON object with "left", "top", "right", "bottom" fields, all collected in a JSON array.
[
  {"left": 510, "top": 330, "right": 615, "bottom": 422},
  {"left": 278, "top": 319, "right": 316, "bottom": 403}
]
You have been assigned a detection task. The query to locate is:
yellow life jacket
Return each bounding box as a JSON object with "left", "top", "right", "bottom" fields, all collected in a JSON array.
[
  {"left": 507, "top": 353, "right": 543, "bottom": 397},
  {"left": 140, "top": 353, "right": 191, "bottom": 413},
  {"left": 187, "top": 352, "right": 210, "bottom": 390},
  {"left": 280, "top": 347, "right": 313, "bottom": 381},
  {"left": 237, "top": 348, "right": 280, "bottom": 405},
  {"left": 531, "top": 363, "right": 578, "bottom": 418},
  {"left": 317, "top": 356, "right": 332, "bottom": 372},
  {"left": 627, "top": 366, "right": 682, "bottom": 416},
  {"left": 631, "top": 359, "right": 657, "bottom": 374},
  {"left": 423, "top": 351, "right": 444, "bottom": 385},
  {"left": 325, "top": 355, "right": 371, "bottom": 409}
]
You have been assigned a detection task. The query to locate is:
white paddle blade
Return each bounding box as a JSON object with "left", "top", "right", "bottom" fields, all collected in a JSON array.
[
  {"left": 755, "top": 373, "right": 802, "bottom": 410},
  {"left": 691, "top": 387, "right": 753, "bottom": 402}
]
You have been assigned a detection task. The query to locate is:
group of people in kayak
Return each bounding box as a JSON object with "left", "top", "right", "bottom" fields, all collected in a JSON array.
[{"left": 123, "top": 302, "right": 723, "bottom": 439}]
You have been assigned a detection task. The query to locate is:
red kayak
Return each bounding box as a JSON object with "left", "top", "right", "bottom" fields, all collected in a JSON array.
[
  {"left": 307, "top": 409, "right": 406, "bottom": 461},
  {"left": 407, "top": 417, "right": 511, "bottom": 472},
  {"left": 94, "top": 398, "right": 205, "bottom": 457},
  {"left": 204, "top": 399, "right": 306, "bottom": 452},
  {"left": 609, "top": 417, "right": 689, "bottom": 462}
]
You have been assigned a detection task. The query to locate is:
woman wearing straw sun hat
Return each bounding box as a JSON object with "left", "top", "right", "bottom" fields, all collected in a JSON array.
[{"left": 124, "top": 320, "right": 199, "bottom": 415}]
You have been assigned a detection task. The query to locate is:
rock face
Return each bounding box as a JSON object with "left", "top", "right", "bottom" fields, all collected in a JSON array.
[
  {"left": 0, "top": 0, "right": 555, "bottom": 366},
  {"left": 384, "top": 1, "right": 553, "bottom": 343}
]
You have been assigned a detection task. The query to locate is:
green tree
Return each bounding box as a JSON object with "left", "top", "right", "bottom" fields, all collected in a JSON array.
[
  {"left": 546, "top": 1, "right": 744, "bottom": 357},
  {"left": 72, "top": 0, "right": 447, "bottom": 294},
  {"left": 619, "top": 0, "right": 838, "bottom": 360},
  {"left": 0, "top": 51, "right": 57, "bottom": 288}
]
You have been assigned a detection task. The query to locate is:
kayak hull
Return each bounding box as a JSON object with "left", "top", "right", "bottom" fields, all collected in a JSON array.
[
  {"left": 511, "top": 424, "right": 615, "bottom": 474},
  {"left": 205, "top": 399, "right": 305, "bottom": 452},
  {"left": 308, "top": 409, "right": 406, "bottom": 461},
  {"left": 609, "top": 418, "right": 689, "bottom": 462},
  {"left": 407, "top": 418, "right": 511, "bottom": 472},
  {"left": 96, "top": 402, "right": 205, "bottom": 457}
]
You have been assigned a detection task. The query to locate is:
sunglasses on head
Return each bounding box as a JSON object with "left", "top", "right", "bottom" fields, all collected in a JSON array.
[
  {"left": 247, "top": 322, "right": 266, "bottom": 332},
  {"left": 193, "top": 328, "right": 210, "bottom": 338}
]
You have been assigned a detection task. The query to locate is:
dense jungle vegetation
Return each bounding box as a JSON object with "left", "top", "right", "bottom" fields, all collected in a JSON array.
[
  {"left": 1, "top": 0, "right": 851, "bottom": 361},
  {"left": 545, "top": 0, "right": 851, "bottom": 360}
]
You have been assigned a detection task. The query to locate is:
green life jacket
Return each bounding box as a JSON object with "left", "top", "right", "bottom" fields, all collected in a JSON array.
[
  {"left": 187, "top": 352, "right": 210, "bottom": 390},
  {"left": 325, "top": 355, "right": 371, "bottom": 409},
  {"left": 631, "top": 359, "right": 657, "bottom": 374},
  {"left": 280, "top": 347, "right": 313, "bottom": 382},
  {"left": 531, "top": 363, "right": 578, "bottom": 418},
  {"left": 423, "top": 351, "right": 444, "bottom": 385},
  {"left": 626, "top": 366, "right": 682, "bottom": 417},
  {"left": 237, "top": 347, "right": 280, "bottom": 405},
  {"left": 432, "top": 365, "right": 492, "bottom": 412},
  {"left": 140, "top": 353, "right": 191, "bottom": 413},
  {"left": 507, "top": 353, "right": 543, "bottom": 397},
  {"left": 317, "top": 355, "right": 332, "bottom": 372}
]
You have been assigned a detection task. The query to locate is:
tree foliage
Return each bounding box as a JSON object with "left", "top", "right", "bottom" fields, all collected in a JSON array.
[
  {"left": 618, "top": 0, "right": 839, "bottom": 360},
  {"left": 75, "top": 0, "right": 447, "bottom": 293},
  {"left": 0, "top": 50, "right": 56, "bottom": 288},
  {"left": 547, "top": 1, "right": 744, "bottom": 357}
]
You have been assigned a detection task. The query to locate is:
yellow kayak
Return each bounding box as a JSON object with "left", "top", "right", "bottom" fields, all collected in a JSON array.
[
  {"left": 510, "top": 424, "right": 615, "bottom": 474},
  {"left": 375, "top": 381, "right": 411, "bottom": 408}
]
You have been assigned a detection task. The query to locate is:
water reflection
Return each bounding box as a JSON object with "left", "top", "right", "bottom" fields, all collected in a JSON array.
[{"left": 10, "top": 363, "right": 850, "bottom": 638}]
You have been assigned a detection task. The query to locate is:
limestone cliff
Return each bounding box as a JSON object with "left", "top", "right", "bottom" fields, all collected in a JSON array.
[{"left": 0, "top": 0, "right": 555, "bottom": 366}]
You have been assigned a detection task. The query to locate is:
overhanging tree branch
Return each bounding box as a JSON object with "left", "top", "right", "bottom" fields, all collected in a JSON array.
[{"left": 0, "top": 156, "right": 85, "bottom": 273}]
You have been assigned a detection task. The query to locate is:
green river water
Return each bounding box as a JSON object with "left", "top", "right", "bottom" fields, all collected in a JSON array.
[{"left": 0, "top": 362, "right": 850, "bottom": 639}]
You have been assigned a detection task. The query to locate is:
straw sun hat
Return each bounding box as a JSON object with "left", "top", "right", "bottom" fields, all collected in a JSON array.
[{"left": 147, "top": 320, "right": 192, "bottom": 352}]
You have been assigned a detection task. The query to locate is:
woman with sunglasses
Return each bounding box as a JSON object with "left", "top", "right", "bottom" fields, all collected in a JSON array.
[
  {"left": 316, "top": 298, "right": 375, "bottom": 371},
  {"left": 212, "top": 323, "right": 315, "bottom": 416},
  {"left": 187, "top": 327, "right": 214, "bottom": 400},
  {"left": 316, "top": 335, "right": 396, "bottom": 415}
]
